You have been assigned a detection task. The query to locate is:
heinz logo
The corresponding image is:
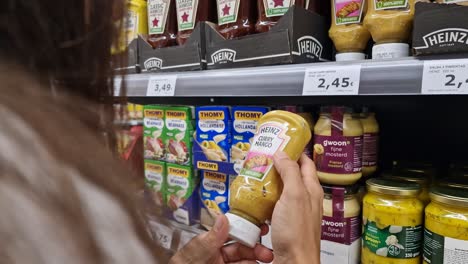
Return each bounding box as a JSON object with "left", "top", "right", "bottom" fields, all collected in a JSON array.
[
  {"left": 144, "top": 57, "right": 163, "bottom": 70},
  {"left": 297, "top": 36, "right": 323, "bottom": 59},
  {"left": 416, "top": 28, "right": 468, "bottom": 50},
  {"left": 166, "top": 110, "right": 186, "bottom": 119},
  {"left": 168, "top": 167, "right": 189, "bottom": 177},
  {"left": 211, "top": 49, "right": 236, "bottom": 64},
  {"left": 199, "top": 111, "right": 225, "bottom": 120},
  {"left": 235, "top": 111, "right": 263, "bottom": 120},
  {"left": 144, "top": 109, "right": 164, "bottom": 118}
]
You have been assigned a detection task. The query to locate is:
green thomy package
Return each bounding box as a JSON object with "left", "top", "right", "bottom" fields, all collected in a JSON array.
[
  {"left": 164, "top": 106, "right": 194, "bottom": 165},
  {"left": 143, "top": 105, "right": 166, "bottom": 161},
  {"left": 144, "top": 160, "right": 166, "bottom": 207}
]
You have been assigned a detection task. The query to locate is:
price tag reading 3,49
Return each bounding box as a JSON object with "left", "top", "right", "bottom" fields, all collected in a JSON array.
[
  {"left": 422, "top": 59, "right": 468, "bottom": 94},
  {"left": 302, "top": 65, "right": 361, "bottom": 96},
  {"left": 146, "top": 75, "right": 178, "bottom": 96}
]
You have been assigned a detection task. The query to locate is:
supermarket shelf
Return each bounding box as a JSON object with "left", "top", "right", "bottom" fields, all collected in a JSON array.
[{"left": 114, "top": 119, "right": 143, "bottom": 126}]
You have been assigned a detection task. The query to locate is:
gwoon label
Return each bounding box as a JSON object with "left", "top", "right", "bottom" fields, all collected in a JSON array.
[{"left": 144, "top": 57, "right": 163, "bottom": 70}]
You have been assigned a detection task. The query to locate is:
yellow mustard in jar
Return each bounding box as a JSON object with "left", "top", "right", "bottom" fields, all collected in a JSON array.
[
  {"left": 383, "top": 169, "right": 431, "bottom": 205},
  {"left": 360, "top": 108, "right": 379, "bottom": 178},
  {"left": 423, "top": 186, "right": 468, "bottom": 263},
  {"left": 330, "top": 0, "right": 371, "bottom": 61},
  {"left": 362, "top": 178, "right": 424, "bottom": 264},
  {"left": 226, "top": 110, "right": 311, "bottom": 248},
  {"left": 364, "top": 0, "right": 416, "bottom": 59},
  {"left": 314, "top": 106, "right": 363, "bottom": 185}
]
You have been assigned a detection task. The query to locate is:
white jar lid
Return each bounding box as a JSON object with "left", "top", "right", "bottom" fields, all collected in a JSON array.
[
  {"left": 335, "top": 52, "right": 366, "bottom": 61},
  {"left": 372, "top": 43, "right": 410, "bottom": 60},
  {"left": 225, "top": 212, "right": 261, "bottom": 248}
]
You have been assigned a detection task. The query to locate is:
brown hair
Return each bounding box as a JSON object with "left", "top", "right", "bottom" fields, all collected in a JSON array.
[{"left": 0, "top": 1, "right": 167, "bottom": 263}]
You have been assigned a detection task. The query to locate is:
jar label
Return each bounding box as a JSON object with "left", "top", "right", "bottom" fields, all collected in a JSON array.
[
  {"left": 176, "top": 0, "right": 199, "bottom": 31},
  {"left": 239, "top": 122, "right": 290, "bottom": 181},
  {"left": 313, "top": 135, "right": 363, "bottom": 174},
  {"left": 423, "top": 228, "right": 468, "bottom": 264},
  {"left": 322, "top": 216, "right": 361, "bottom": 244},
  {"left": 333, "top": 0, "right": 365, "bottom": 25},
  {"left": 263, "top": 0, "right": 295, "bottom": 18},
  {"left": 363, "top": 132, "right": 379, "bottom": 167},
  {"left": 363, "top": 221, "right": 423, "bottom": 259},
  {"left": 217, "top": 0, "right": 240, "bottom": 25},
  {"left": 145, "top": 161, "right": 166, "bottom": 207},
  {"left": 373, "top": 0, "right": 408, "bottom": 10},
  {"left": 148, "top": 0, "right": 171, "bottom": 35}
]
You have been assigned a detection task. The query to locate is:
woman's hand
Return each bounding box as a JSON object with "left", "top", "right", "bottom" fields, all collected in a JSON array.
[
  {"left": 270, "top": 152, "right": 323, "bottom": 264},
  {"left": 169, "top": 215, "right": 274, "bottom": 264}
]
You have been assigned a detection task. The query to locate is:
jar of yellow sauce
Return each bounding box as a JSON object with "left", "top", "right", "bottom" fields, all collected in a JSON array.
[
  {"left": 423, "top": 186, "right": 468, "bottom": 264},
  {"left": 383, "top": 169, "right": 431, "bottom": 205},
  {"left": 226, "top": 110, "right": 311, "bottom": 248},
  {"left": 314, "top": 106, "right": 363, "bottom": 185},
  {"left": 364, "top": 0, "right": 416, "bottom": 59},
  {"left": 330, "top": 0, "right": 371, "bottom": 61},
  {"left": 362, "top": 178, "right": 424, "bottom": 264},
  {"left": 360, "top": 108, "right": 379, "bottom": 178},
  {"left": 113, "top": 0, "right": 149, "bottom": 54}
]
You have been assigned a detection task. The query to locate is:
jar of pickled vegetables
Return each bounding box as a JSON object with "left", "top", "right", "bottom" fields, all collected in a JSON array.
[
  {"left": 423, "top": 186, "right": 468, "bottom": 264},
  {"left": 362, "top": 178, "right": 424, "bottom": 264},
  {"left": 383, "top": 169, "right": 431, "bottom": 205}
]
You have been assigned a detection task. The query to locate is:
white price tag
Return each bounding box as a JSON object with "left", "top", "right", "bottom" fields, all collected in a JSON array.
[
  {"left": 114, "top": 77, "right": 122, "bottom": 96},
  {"left": 146, "top": 75, "right": 177, "bottom": 97},
  {"left": 151, "top": 222, "right": 173, "bottom": 250},
  {"left": 302, "top": 65, "right": 361, "bottom": 96},
  {"left": 422, "top": 59, "right": 468, "bottom": 94}
]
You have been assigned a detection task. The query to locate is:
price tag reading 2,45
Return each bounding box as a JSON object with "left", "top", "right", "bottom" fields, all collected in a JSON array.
[
  {"left": 146, "top": 75, "right": 178, "bottom": 96},
  {"left": 422, "top": 59, "right": 468, "bottom": 94},
  {"left": 302, "top": 65, "right": 361, "bottom": 96}
]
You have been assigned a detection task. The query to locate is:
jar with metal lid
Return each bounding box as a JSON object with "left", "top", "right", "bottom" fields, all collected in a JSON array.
[
  {"left": 362, "top": 178, "right": 424, "bottom": 264},
  {"left": 383, "top": 169, "right": 431, "bottom": 205},
  {"left": 437, "top": 177, "right": 468, "bottom": 189},
  {"left": 321, "top": 184, "right": 361, "bottom": 263},
  {"left": 313, "top": 106, "right": 363, "bottom": 185},
  {"left": 423, "top": 186, "right": 468, "bottom": 264}
]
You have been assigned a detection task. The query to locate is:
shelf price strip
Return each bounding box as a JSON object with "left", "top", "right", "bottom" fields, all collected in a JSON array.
[
  {"left": 422, "top": 59, "right": 468, "bottom": 95},
  {"left": 146, "top": 75, "right": 178, "bottom": 97},
  {"left": 150, "top": 222, "right": 174, "bottom": 250},
  {"left": 302, "top": 65, "right": 361, "bottom": 96}
]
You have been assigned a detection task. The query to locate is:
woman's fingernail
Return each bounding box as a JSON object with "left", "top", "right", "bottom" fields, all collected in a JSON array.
[{"left": 213, "top": 215, "right": 224, "bottom": 232}]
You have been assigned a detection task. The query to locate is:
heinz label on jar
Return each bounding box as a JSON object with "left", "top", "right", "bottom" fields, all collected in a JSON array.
[
  {"left": 239, "top": 122, "right": 290, "bottom": 181},
  {"left": 176, "top": 0, "right": 199, "bottom": 31},
  {"left": 373, "top": 0, "right": 408, "bottom": 10},
  {"left": 263, "top": 0, "right": 295, "bottom": 17},
  {"left": 217, "top": 0, "right": 240, "bottom": 25},
  {"left": 148, "top": 0, "right": 171, "bottom": 34}
]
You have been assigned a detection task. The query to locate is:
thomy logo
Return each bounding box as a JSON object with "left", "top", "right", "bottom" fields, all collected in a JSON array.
[{"left": 211, "top": 49, "right": 236, "bottom": 64}]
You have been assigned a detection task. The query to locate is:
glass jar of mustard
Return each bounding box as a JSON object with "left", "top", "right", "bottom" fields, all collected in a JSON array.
[
  {"left": 321, "top": 185, "right": 362, "bottom": 263},
  {"left": 329, "top": 0, "right": 371, "bottom": 61},
  {"left": 360, "top": 108, "right": 379, "bottom": 178},
  {"left": 383, "top": 169, "right": 431, "bottom": 205},
  {"left": 313, "top": 106, "right": 363, "bottom": 185},
  {"left": 364, "top": 0, "right": 416, "bottom": 59},
  {"left": 362, "top": 178, "right": 424, "bottom": 264},
  {"left": 226, "top": 110, "right": 311, "bottom": 248},
  {"left": 423, "top": 186, "right": 468, "bottom": 264}
]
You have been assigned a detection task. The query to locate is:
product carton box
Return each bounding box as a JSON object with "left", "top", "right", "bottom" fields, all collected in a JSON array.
[
  {"left": 144, "top": 160, "right": 166, "bottom": 208},
  {"left": 165, "top": 163, "right": 200, "bottom": 225},
  {"left": 205, "top": 6, "right": 332, "bottom": 69},
  {"left": 231, "top": 107, "right": 270, "bottom": 169},
  {"left": 164, "top": 106, "right": 194, "bottom": 166},
  {"left": 195, "top": 106, "right": 232, "bottom": 162},
  {"left": 143, "top": 105, "right": 166, "bottom": 161},
  {"left": 413, "top": 2, "right": 468, "bottom": 56},
  {"left": 200, "top": 171, "right": 236, "bottom": 229}
]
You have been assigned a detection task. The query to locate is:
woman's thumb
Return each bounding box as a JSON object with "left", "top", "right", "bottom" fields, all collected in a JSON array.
[{"left": 193, "top": 214, "right": 230, "bottom": 252}]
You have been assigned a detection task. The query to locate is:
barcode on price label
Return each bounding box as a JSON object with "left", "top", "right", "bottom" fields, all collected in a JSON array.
[
  {"left": 150, "top": 222, "right": 173, "bottom": 250},
  {"left": 422, "top": 59, "right": 468, "bottom": 94},
  {"left": 302, "top": 65, "right": 361, "bottom": 96},
  {"left": 146, "top": 75, "right": 177, "bottom": 96}
]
